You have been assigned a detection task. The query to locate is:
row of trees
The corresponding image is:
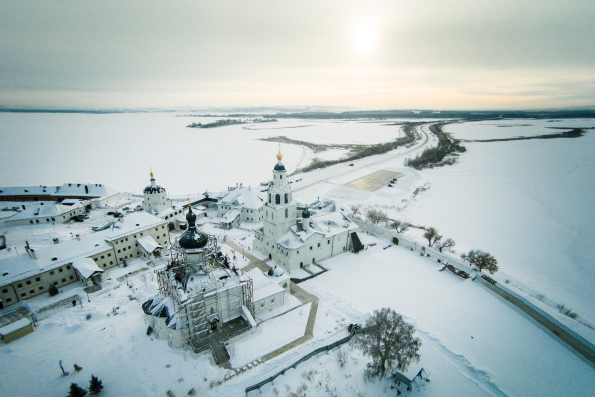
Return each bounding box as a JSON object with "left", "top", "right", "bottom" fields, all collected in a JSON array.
[{"left": 351, "top": 205, "right": 498, "bottom": 274}]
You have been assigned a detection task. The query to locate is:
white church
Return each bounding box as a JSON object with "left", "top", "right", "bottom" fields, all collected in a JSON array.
[
  {"left": 141, "top": 171, "right": 185, "bottom": 224},
  {"left": 253, "top": 149, "right": 363, "bottom": 273}
]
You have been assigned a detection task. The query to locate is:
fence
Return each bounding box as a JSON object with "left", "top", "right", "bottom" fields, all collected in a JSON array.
[
  {"left": 245, "top": 328, "right": 365, "bottom": 394},
  {"left": 352, "top": 218, "right": 595, "bottom": 366},
  {"left": 352, "top": 219, "right": 473, "bottom": 274}
]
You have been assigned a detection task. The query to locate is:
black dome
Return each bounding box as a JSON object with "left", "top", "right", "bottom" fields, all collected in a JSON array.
[
  {"left": 178, "top": 228, "right": 208, "bottom": 250},
  {"left": 144, "top": 185, "right": 166, "bottom": 194},
  {"left": 302, "top": 208, "right": 311, "bottom": 218},
  {"left": 186, "top": 206, "right": 197, "bottom": 224},
  {"left": 274, "top": 163, "right": 286, "bottom": 171},
  {"left": 179, "top": 206, "right": 208, "bottom": 249}
]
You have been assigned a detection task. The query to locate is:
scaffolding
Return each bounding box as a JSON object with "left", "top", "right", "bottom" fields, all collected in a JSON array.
[{"left": 156, "top": 233, "right": 254, "bottom": 351}]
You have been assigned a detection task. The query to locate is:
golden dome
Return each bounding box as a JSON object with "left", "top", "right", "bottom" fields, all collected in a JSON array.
[
  {"left": 150, "top": 168, "right": 154, "bottom": 177},
  {"left": 276, "top": 144, "right": 283, "bottom": 160}
]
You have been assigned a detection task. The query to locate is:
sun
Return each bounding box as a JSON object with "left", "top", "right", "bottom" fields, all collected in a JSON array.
[{"left": 354, "top": 23, "right": 377, "bottom": 55}]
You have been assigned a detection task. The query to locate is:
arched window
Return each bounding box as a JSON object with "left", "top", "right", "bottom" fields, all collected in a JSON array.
[
  {"left": 268, "top": 193, "right": 271, "bottom": 204},
  {"left": 276, "top": 194, "right": 280, "bottom": 204},
  {"left": 285, "top": 208, "right": 288, "bottom": 218},
  {"left": 285, "top": 193, "right": 288, "bottom": 204}
]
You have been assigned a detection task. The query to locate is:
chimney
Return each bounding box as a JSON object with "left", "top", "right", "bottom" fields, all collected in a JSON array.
[
  {"left": 30, "top": 249, "right": 37, "bottom": 260},
  {"left": 327, "top": 222, "right": 331, "bottom": 234},
  {"left": 22, "top": 205, "right": 26, "bottom": 210},
  {"left": 53, "top": 238, "right": 59, "bottom": 244},
  {"left": 75, "top": 234, "right": 80, "bottom": 241}
]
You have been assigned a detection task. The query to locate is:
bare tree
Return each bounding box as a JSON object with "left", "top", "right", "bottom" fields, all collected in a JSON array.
[
  {"left": 423, "top": 227, "right": 442, "bottom": 247},
  {"left": 332, "top": 346, "right": 350, "bottom": 368},
  {"left": 437, "top": 237, "right": 455, "bottom": 253},
  {"left": 461, "top": 250, "right": 498, "bottom": 274},
  {"left": 354, "top": 308, "right": 421, "bottom": 378},
  {"left": 365, "top": 208, "right": 388, "bottom": 225},
  {"left": 350, "top": 205, "right": 362, "bottom": 219},
  {"left": 390, "top": 220, "right": 410, "bottom": 234}
]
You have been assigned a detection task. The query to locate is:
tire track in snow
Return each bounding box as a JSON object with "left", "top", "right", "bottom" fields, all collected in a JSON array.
[{"left": 415, "top": 328, "right": 508, "bottom": 397}]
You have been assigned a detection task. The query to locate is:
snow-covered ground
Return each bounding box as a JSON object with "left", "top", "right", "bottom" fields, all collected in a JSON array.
[
  {"left": 2, "top": 114, "right": 595, "bottom": 395},
  {"left": 228, "top": 302, "right": 311, "bottom": 368},
  {"left": 289, "top": 233, "right": 595, "bottom": 396},
  {"left": 0, "top": 113, "right": 408, "bottom": 195}
]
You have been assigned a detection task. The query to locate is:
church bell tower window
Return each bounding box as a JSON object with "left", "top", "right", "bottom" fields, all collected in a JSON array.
[{"left": 276, "top": 194, "right": 280, "bottom": 205}]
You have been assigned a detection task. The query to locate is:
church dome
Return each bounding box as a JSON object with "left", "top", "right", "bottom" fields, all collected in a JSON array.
[
  {"left": 144, "top": 185, "right": 166, "bottom": 194},
  {"left": 178, "top": 207, "right": 208, "bottom": 249},
  {"left": 274, "top": 163, "right": 286, "bottom": 171},
  {"left": 267, "top": 265, "right": 285, "bottom": 277},
  {"left": 302, "top": 207, "right": 311, "bottom": 218},
  {"left": 178, "top": 228, "right": 208, "bottom": 249}
]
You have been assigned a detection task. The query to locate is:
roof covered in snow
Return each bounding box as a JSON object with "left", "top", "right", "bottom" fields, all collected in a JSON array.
[
  {"left": 0, "top": 318, "right": 32, "bottom": 335},
  {"left": 221, "top": 209, "right": 241, "bottom": 223},
  {"left": 53, "top": 183, "right": 115, "bottom": 198},
  {"left": 0, "top": 212, "right": 166, "bottom": 287},
  {"left": 244, "top": 268, "right": 284, "bottom": 302},
  {"left": 2, "top": 201, "right": 83, "bottom": 222},
  {"left": 277, "top": 211, "right": 358, "bottom": 250},
  {"left": 0, "top": 185, "right": 57, "bottom": 197},
  {"left": 137, "top": 235, "right": 162, "bottom": 254},
  {"left": 102, "top": 212, "right": 167, "bottom": 242},
  {"left": 219, "top": 187, "right": 264, "bottom": 210},
  {"left": 72, "top": 257, "right": 104, "bottom": 279}
]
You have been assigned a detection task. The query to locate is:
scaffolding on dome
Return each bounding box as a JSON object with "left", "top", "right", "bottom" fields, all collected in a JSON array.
[{"left": 156, "top": 233, "right": 254, "bottom": 351}]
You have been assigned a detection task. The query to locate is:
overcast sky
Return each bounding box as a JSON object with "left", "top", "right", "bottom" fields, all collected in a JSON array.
[{"left": 1, "top": 0, "right": 594, "bottom": 110}]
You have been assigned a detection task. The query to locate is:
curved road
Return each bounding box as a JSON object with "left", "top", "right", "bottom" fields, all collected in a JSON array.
[{"left": 292, "top": 122, "right": 437, "bottom": 193}]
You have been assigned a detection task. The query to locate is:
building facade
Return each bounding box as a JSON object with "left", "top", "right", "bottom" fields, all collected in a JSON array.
[
  {"left": 253, "top": 150, "right": 360, "bottom": 273},
  {"left": 0, "top": 212, "right": 170, "bottom": 309}
]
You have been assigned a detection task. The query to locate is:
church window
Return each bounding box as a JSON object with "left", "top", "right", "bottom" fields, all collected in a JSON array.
[
  {"left": 269, "top": 194, "right": 271, "bottom": 203},
  {"left": 280, "top": 175, "right": 282, "bottom": 179},
  {"left": 310, "top": 246, "right": 312, "bottom": 250},
  {"left": 318, "top": 243, "right": 320, "bottom": 247},
  {"left": 285, "top": 208, "right": 288, "bottom": 218},
  {"left": 328, "top": 240, "right": 330, "bottom": 244},
  {"left": 276, "top": 194, "right": 280, "bottom": 205},
  {"left": 284, "top": 193, "right": 288, "bottom": 204}
]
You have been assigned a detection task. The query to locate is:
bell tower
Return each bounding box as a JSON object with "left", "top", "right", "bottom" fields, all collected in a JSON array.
[{"left": 264, "top": 146, "right": 296, "bottom": 241}]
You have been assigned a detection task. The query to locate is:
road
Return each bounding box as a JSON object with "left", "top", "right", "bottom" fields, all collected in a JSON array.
[{"left": 292, "top": 122, "right": 436, "bottom": 193}]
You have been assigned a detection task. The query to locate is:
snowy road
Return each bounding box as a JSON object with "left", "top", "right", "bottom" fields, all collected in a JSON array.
[{"left": 291, "top": 122, "right": 435, "bottom": 193}]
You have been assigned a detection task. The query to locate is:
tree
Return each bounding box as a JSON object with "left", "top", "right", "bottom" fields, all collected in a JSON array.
[
  {"left": 461, "top": 250, "right": 498, "bottom": 274},
  {"left": 49, "top": 284, "right": 59, "bottom": 297},
  {"left": 423, "top": 227, "right": 442, "bottom": 247},
  {"left": 437, "top": 237, "right": 456, "bottom": 253},
  {"left": 350, "top": 205, "right": 361, "bottom": 218},
  {"left": 332, "top": 345, "right": 350, "bottom": 368},
  {"left": 88, "top": 375, "right": 103, "bottom": 395},
  {"left": 67, "top": 383, "right": 87, "bottom": 397},
  {"left": 390, "top": 220, "right": 409, "bottom": 234},
  {"left": 365, "top": 208, "right": 388, "bottom": 225},
  {"left": 354, "top": 308, "right": 421, "bottom": 378}
]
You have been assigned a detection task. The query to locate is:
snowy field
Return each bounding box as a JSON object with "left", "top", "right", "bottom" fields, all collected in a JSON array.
[
  {"left": 2, "top": 114, "right": 595, "bottom": 395},
  {"left": 398, "top": 131, "right": 595, "bottom": 325},
  {"left": 0, "top": 113, "right": 407, "bottom": 194},
  {"left": 444, "top": 118, "right": 595, "bottom": 140},
  {"left": 296, "top": 234, "right": 595, "bottom": 397}
]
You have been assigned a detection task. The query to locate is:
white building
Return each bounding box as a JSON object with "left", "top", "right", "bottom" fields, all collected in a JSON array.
[
  {"left": 0, "top": 212, "right": 170, "bottom": 309},
  {"left": 0, "top": 200, "right": 87, "bottom": 226},
  {"left": 253, "top": 150, "right": 362, "bottom": 273},
  {"left": 217, "top": 186, "right": 265, "bottom": 229},
  {"left": 142, "top": 171, "right": 172, "bottom": 214}
]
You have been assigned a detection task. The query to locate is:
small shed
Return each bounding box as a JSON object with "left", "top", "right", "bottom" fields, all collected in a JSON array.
[
  {"left": 72, "top": 258, "right": 104, "bottom": 286},
  {"left": 393, "top": 366, "right": 427, "bottom": 391},
  {"left": 137, "top": 235, "right": 163, "bottom": 259},
  {"left": 0, "top": 318, "right": 34, "bottom": 343}
]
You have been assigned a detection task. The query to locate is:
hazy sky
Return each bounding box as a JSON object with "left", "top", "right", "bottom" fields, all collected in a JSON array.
[{"left": 1, "top": 0, "right": 594, "bottom": 110}]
